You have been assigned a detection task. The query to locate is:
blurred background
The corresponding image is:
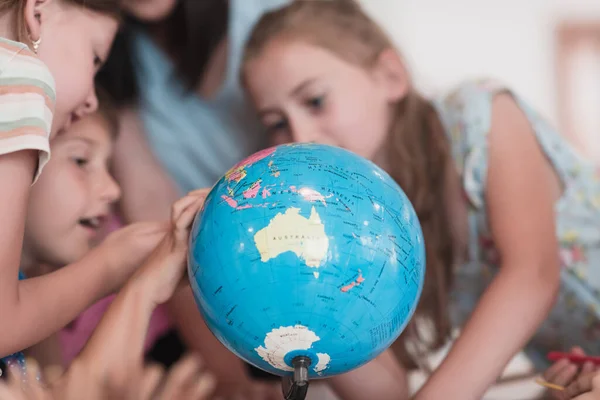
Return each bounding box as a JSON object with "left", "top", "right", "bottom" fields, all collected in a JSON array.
[{"left": 360, "top": 0, "right": 600, "bottom": 163}]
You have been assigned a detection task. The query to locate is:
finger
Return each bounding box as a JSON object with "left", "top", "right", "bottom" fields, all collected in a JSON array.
[
  {"left": 43, "top": 364, "right": 64, "bottom": 385},
  {"left": 582, "top": 362, "right": 595, "bottom": 375},
  {"left": 187, "top": 188, "right": 211, "bottom": 197},
  {"left": 23, "top": 359, "right": 46, "bottom": 396},
  {"left": 159, "top": 354, "right": 204, "bottom": 399},
  {"left": 572, "top": 347, "right": 586, "bottom": 356},
  {"left": 187, "top": 372, "right": 217, "bottom": 400},
  {"left": 174, "top": 196, "right": 206, "bottom": 234},
  {"left": 171, "top": 194, "right": 202, "bottom": 223},
  {"left": 140, "top": 363, "right": 165, "bottom": 400},
  {"left": 544, "top": 359, "right": 573, "bottom": 382},
  {"left": 573, "top": 394, "right": 597, "bottom": 400},
  {"left": 6, "top": 364, "right": 23, "bottom": 384},
  {"left": 553, "top": 364, "right": 579, "bottom": 387},
  {"left": 566, "top": 373, "right": 596, "bottom": 398}
]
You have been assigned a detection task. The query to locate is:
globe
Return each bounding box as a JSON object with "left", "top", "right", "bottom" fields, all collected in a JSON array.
[{"left": 188, "top": 143, "right": 425, "bottom": 380}]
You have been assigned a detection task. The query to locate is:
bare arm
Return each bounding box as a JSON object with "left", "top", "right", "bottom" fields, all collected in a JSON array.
[
  {"left": 166, "top": 287, "right": 256, "bottom": 387},
  {"left": 113, "top": 108, "right": 254, "bottom": 388},
  {"left": 1, "top": 246, "right": 123, "bottom": 356},
  {"left": 414, "top": 94, "right": 561, "bottom": 399},
  {"left": 327, "top": 349, "right": 409, "bottom": 400},
  {"left": 112, "top": 107, "right": 179, "bottom": 222}
]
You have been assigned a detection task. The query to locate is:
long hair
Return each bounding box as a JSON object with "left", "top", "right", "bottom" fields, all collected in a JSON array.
[
  {"left": 242, "top": 0, "right": 455, "bottom": 368},
  {"left": 97, "top": 0, "right": 229, "bottom": 107}
]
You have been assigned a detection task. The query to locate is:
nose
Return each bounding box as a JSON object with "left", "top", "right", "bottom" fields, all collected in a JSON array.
[
  {"left": 289, "top": 114, "right": 319, "bottom": 144},
  {"left": 99, "top": 171, "right": 121, "bottom": 204},
  {"left": 75, "top": 88, "right": 99, "bottom": 119}
]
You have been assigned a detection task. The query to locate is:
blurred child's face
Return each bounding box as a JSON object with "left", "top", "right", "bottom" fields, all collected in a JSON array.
[
  {"left": 24, "top": 114, "right": 121, "bottom": 268},
  {"left": 244, "top": 39, "right": 408, "bottom": 161},
  {"left": 34, "top": 1, "right": 118, "bottom": 136}
]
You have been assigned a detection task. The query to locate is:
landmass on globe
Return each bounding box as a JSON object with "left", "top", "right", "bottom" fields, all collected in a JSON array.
[
  {"left": 255, "top": 325, "right": 331, "bottom": 375},
  {"left": 253, "top": 207, "right": 329, "bottom": 268}
]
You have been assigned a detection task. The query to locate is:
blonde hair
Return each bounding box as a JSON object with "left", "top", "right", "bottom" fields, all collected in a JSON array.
[
  {"left": 242, "top": 0, "right": 455, "bottom": 368},
  {"left": 0, "top": 0, "right": 119, "bottom": 46}
]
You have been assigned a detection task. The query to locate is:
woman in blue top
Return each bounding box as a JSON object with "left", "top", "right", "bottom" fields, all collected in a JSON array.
[{"left": 96, "top": 1, "right": 405, "bottom": 399}]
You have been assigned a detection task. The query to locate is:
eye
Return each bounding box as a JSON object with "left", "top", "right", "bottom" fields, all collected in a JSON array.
[
  {"left": 267, "top": 119, "right": 289, "bottom": 134},
  {"left": 306, "top": 95, "right": 325, "bottom": 110},
  {"left": 73, "top": 157, "right": 89, "bottom": 167},
  {"left": 265, "top": 119, "right": 292, "bottom": 145}
]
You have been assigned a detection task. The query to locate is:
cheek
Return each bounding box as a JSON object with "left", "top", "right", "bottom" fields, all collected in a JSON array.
[
  {"left": 327, "top": 95, "right": 389, "bottom": 158},
  {"left": 53, "top": 67, "right": 92, "bottom": 129},
  {"left": 36, "top": 168, "right": 88, "bottom": 220}
]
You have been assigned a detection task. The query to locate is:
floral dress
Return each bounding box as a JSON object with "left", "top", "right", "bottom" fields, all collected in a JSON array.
[{"left": 433, "top": 79, "right": 600, "bottom": 367}]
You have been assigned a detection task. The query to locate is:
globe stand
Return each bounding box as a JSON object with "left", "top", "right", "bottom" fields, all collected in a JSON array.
[{"left": 282, "top": 356, "right": 311, "bottom": 400}]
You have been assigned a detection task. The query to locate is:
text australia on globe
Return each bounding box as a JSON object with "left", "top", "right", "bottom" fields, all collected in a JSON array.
[{"left": 253, "top": 206, "right": 329, "bottom": 271}]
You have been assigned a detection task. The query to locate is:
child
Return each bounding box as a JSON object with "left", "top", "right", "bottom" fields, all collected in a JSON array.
[
  {"left": 20, "top": 91, "right": 120, "bottom": 368},
  {"left": 0, "top": 0, "right": 165, "bottom": 376},
  {"left": 240, "top": 1, "right": 599, "bottom": 398},
  {"left": 0, "top": 191, "right": 218, "bottom": 400}
]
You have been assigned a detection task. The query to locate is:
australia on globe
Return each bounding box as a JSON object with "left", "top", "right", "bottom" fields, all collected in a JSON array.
[{"left": 188, "top": 143, "right": 425, "bottom": 379}]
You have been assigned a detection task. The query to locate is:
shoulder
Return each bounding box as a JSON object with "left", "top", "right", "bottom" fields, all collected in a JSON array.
[
  {"left": 0, "top": 37, "right": 55, "bottom": 104},
  {"left": 0, "top": 37, "right": 56, "bottom": 181},
  {"left": 433, "top": 78, "right": 552, "bottom": 208}
]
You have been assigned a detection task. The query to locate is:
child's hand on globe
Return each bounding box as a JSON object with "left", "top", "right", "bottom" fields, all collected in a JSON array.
[
  {"left": 133, "top": 189, "right": 209, "bottom": 305},
  {"left": 94, "top": 220, "right": 168, "bottom": 294}
]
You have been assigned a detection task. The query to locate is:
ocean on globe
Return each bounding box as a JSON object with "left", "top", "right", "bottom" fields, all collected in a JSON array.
[{"left": 188, "top": 143, "right": 425, "bottom": 379}]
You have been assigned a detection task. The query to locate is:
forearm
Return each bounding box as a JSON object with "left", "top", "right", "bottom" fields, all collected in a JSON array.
[
  {"left": 414, "top": 265, "right": 559, "bottom": 400},
  {"left": 0, "top": 250, "right": 111, "bottom": 357},
  {"left": 113, "top": 109, "right": 179, "bottom": 224},
  {"left": 78, "top": 272, "right": 155, "bottom": 383},
  {"left": 167, "top": 287, "right": 251, "bottom": 385},
  {"left": 327, "top": 350, "right": 409, "bottom": 400}
]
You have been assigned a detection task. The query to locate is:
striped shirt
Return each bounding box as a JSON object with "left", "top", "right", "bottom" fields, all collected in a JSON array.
[{"left": 0, "top": 37, "right": 55, "bottom": 182}]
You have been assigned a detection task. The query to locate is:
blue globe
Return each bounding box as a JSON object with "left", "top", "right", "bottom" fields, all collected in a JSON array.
[{"left": 188, "top": 143, "right": 425, "bottom": 379}]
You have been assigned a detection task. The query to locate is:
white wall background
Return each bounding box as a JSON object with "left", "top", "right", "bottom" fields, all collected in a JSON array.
[{"left": 358, "top": 0, "right": 600, "bottom": 158}]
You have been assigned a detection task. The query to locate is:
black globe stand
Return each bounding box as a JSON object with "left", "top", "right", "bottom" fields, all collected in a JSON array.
[{"left": 282, "top": 356, "right": 311, "bottom": 400}]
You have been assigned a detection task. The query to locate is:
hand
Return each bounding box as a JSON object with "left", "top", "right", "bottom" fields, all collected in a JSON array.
[
  {"left": 543, "top": 347, "right": 597, "bottom": 400},
  {"left": 0, "top": 355, "right": 218, "bottom": 400},
  {"left": 565, "top": 371, "right": 600, "bottom": 399},
  {"left": 142, "top": 354, "right": 217, "bottom": 400},
  {"left": 216, "top": 381, "right": 281, "bottom": 400},
  {"left": 133, "top": 189, "right": 209, "bottom": 306},
  {"left": 95, "top": 221, "right": 168, "bottom": 294},
  {"left": 0, "top": 360, "right": 54, "bottom": 400}
]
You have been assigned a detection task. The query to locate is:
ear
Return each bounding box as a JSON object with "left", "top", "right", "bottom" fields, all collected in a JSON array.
[
  {"left": 23, "top": 0, "right": 51, "bottom": 42},
  {"left": 372, "top": 48, "right": 409, "bottom": 102}
]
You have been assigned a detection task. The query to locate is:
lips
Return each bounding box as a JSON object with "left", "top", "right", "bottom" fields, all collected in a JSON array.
[{"left": 78, "top": 216, "right": 105, "bottom": 231}]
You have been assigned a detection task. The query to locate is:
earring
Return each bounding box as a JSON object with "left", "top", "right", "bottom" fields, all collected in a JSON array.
[{"left": 30, "top": 36, "right": 41, "bottom": 54}]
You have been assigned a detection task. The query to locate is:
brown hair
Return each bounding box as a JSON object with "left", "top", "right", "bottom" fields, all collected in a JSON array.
[
  {"left": 242, "top": 0, "right": 455, "bottom": 368},
  {"left": 0, "top": 0, "right": 120, "bottom": 46}
]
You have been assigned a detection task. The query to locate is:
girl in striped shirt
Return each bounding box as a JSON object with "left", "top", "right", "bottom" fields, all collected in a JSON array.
[{"left": 0, "top": 0, "right": 165, "bottom": 376}]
